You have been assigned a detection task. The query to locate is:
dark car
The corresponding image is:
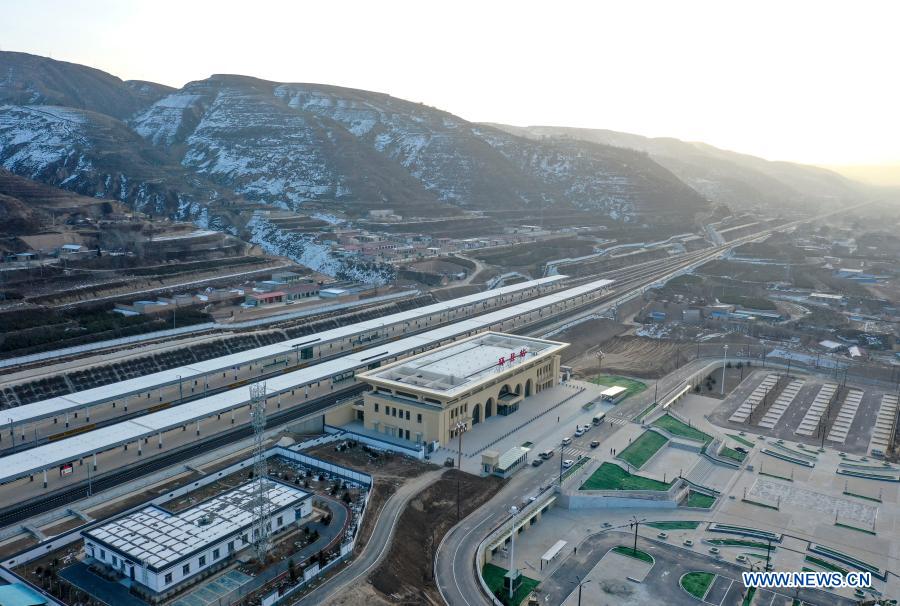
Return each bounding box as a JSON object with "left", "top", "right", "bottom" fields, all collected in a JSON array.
[
  {"left": 590, "top": 440, "right": 600, "bottom": 448},
  {"left": 531, "top": 458, "right": 544, "bottom": 467},
  {"left": 735, "top": 446, "right": 749, "bottom": 454}
]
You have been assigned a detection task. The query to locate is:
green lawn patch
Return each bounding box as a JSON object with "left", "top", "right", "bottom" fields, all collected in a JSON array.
[
  {"left": 612, "top": 546, "right": 654, "bottom": 564},
  {"left": 708, "top": 539, "right": 771, "bottom": 549},
  {"left": 680, "top": 571, "right": 714, "bottom": 600},
  {"left": 742, "top": 586, "right": 757, "bottom": 605},
  {"left": 804, "top": 556, "right": 848, "bottom": 575},
  {"left": 729, "top": 434, "right": 756, "bottom": 448},
  {"left": 580, "top": 462, "right": 672, "bottom": 491},
  {"left": 685, "top": 491, "right": 716, "bottom": 508},
  {"left": 720, "top": 446, "right": 746, "bottom": 462},
  {"left": 647, "top": 521, "right": 701, "bottom": 530},
  {"left": 618, "top": 431, "right": 668, "bottom": 468},
  {"left": 482, "top": 563, "right": 540, "bottom": 606},
  {"left": 652, "top": 414, "right": 712, "bottom": 444},
  {"left": 590, "top": 374, "right": 647, "bottom": 399}
]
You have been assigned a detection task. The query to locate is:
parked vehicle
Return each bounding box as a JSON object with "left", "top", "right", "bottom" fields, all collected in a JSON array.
[{"left": 562, "top": 459, "right": 575, "bottom": 468}]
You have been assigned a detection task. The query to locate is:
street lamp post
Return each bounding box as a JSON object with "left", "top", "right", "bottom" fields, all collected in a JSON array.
[
  {"left": 576, "top": 577, "right": 592, "bottom": 606},
  {"left": 454, "top": 419, "right": 467, "bottom": 521},
  {"left": 720, "top": 344, "right": 728, "bottom": 395},
  {"left": 508, "top": 505, "right": 519, "bottom": 601}
]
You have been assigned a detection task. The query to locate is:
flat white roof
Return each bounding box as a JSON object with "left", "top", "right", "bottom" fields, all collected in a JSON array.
[
  {"left": 5, "top": 276, "right": 567, "bottom": 426},
  {"left": 542, "top": 539, "right": 567, "bottom": 562},
  {"left": 600, "top": 386, "right": 628, "bottom": 397},
  {"left": 362, "top": 333, "right": 564, "bottom": 396},
  {"left": 0, "top": 277, "right": 613, "bottom": 482},
  {"left": 84, "top": 479, "right": 306, "bottom": 570},
  {"left": 497, "top": 446, "right": 530, "bottom": 471},
  {"left": 810, "top": 292, "right": 844, "bottom": 300}
]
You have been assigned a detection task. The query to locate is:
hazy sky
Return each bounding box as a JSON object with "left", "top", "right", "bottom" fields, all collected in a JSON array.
[{"left": 2, "top": 0, "right": 898, "bottom": 166}]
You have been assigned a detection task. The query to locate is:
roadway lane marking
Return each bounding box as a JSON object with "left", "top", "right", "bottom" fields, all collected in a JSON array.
[{"left": 448, "top": 510, "right": 500, "bottom": 606}]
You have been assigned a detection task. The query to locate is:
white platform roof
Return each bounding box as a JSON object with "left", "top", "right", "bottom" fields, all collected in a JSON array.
[
  {"left": 0, "top": 277, "right": 613, "bottom": 482},
  {"left": 84, "top": 479, "right": 306, "bottom": 570},
  {"left": 5, "top": 276, "right": 566, "bottom": 426}
]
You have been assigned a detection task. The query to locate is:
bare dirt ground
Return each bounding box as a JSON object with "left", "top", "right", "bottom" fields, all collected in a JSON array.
[
  {"left": 554, "top": 318, "right": 631, "bottom": 363},
  {"left": 305, "top": 442, "right": 437, "bottom": 480},
  {"left": 370, "top": 469, "right": 505, "bottom": 605},
  {"left": 353, "top": 478, "right": 400, "bottom": 554},
  {"left": 569, "top": 335, "right": 694, "bottom": 379},
  {"left": 323, "top": 582, "right": 393, "bottom": 606}
]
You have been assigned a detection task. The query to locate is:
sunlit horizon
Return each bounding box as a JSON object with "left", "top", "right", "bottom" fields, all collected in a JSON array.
[{"left": 2, "top": 0, "right": 898, "bottom": 167}]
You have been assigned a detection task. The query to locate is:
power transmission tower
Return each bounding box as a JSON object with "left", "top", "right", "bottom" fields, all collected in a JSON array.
[{"left": 249, "top": 382, "right": 271, "bottom": 564}]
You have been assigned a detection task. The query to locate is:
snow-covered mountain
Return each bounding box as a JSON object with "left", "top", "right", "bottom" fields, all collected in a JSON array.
[
  {"left": 0, "top": 52, "right": 715, "bottom": 228},
  {"left": 490, "top": 124, "right": 864, "bottom": 212}
]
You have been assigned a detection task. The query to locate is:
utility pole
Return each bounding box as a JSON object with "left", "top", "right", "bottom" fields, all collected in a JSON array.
[
  {"left": 576, "top": 577, "right": 592, "bottom": 606},
  {"left": 559, "top": 440, "right": 565, "bottom": 486},
  {"left": 454, "top": 419, "right": 467, "bottom": 521},
  {"left": 249, "top": 382, "right": 271, "bottom": 564},
  {"left": 629, "top": 515, "right": 645, "bottom": 555},
  {"left": 765, "top": 537, "right": 773, "bottom": 570},
  {"left": 721, "top": 344, "right": 728, "bottom": 395},
  {"left": 508, "top": 505, "right": 519, "bottom": 601}
]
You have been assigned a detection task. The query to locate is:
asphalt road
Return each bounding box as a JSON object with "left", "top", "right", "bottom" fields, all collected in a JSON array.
[
  {"left": 292, "top": 468, "right": 446, "bottom": 605},
  {"left": 540, "top": 532, "right": 855, "bottom": 606},
  {"left": 434, "top": 420, "right": 627, "bottom": 606}
]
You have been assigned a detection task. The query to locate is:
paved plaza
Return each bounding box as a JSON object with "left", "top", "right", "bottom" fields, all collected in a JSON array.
[{"left": 432, "top": 379, "right": 614, "bottom": 473}]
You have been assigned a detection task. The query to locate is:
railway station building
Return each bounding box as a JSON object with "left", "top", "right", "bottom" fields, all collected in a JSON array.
[{"left": 356, "top": 332, "right": 567, "bottom": 447}]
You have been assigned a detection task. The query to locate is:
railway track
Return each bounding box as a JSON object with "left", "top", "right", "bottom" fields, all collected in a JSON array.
[{"left": 0, "top": 385, "right": 366, "bottom": 527}]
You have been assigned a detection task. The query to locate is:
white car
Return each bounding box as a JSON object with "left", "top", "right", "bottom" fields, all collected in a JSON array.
[
  {"left": 562, "top": 459, "right": 575, "bottom": 468},
  {"left": 562, "top": 437, "right": 573, "bottom": 446},
  {"left": 574, "top": 428, "right": 585, "bottom": 437}
]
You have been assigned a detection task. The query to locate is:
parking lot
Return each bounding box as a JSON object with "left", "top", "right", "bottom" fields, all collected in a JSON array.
[{"left": 708, "top": 370, "right": 890, "bottom": 455}]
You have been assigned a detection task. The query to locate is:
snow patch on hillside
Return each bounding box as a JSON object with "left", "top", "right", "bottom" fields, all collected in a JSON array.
[
  {"left": 132, "top": 92, "right": 204, "bottom": 146},
  {"left": 248, "top": 214, "right": 394, "bottom": 284}
]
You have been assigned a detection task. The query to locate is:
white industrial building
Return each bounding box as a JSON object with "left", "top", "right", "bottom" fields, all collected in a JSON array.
[{"left": 82, "top": 479, "right": 311, "bottom": 597}]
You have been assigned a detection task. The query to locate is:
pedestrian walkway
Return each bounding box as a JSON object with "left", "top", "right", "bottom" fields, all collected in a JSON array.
[
  {"left": 729, "top": 374, "right": 778, "bottom": 423},
  {"left": 758, "top": 379, "right": 804, "bottom": 429},
  {"left": 795, "top": 383, "right": 837, "bottom": 436},
  {"left": 826, "top": 388, "right": 864, "bottom": 444},
  {"left": 869, "top": 393, "right": 899, "bottom": 456},
  {"left": 685, "top": 457, "right": 715, "bottom": 486}
]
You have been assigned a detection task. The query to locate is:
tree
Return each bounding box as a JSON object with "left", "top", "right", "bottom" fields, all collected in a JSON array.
[
  {"left": 342, "top": 491, "right": 352, "bottom": 504},
  {"left": 288, "top": 558, "right": 297, "bottom": 584}
]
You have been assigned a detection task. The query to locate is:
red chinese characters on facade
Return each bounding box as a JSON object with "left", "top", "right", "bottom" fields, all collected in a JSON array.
[
  {"left": 509, "top": 352, "right": 517, "bottom": 362},
  {"left": 498, "top": 356, "right": 506, "bottom": 366},
  {"left": 519, "top": 348, "right": 527, "bottom": 357}
]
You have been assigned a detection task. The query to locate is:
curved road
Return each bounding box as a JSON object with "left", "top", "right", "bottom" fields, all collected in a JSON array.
[
  {"left": 433, "top": 358, "right": 722, "bottom": 606},
  {"left": 293, "top": 468, "right": 446, "bottom": 605}
]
